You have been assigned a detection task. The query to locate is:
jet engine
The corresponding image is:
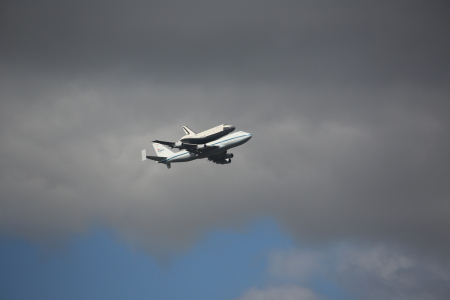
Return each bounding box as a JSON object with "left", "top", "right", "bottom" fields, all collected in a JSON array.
[
  {"left": 196, "top": 144, "right": 206, "bottom": 149},
  {"left": 224, "top": 153, "right": 234, "bottom": 159},
  {"left": 224, "top": 158, "right": 231, "bottom": 163},
  {"left": 174, "top": 141, "right": 183, "bottom": 148}
]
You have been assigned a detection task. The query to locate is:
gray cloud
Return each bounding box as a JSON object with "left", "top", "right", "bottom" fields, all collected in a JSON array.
[
  {"left": 265, "top": 243, "right": 450, "bottom": 300},
  {"left": 1, "top": 0, "right": 450, "bottom": 296},
  {"left": 2, "top": 0, "right": 449, "bottom": 84}
]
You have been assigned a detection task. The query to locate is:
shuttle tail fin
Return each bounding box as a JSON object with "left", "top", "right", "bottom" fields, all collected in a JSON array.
[
  {"left": 182, "top": 126, "right": 196, "bottom": 136},
  {"left": 152, "top": 143, "right": 174, "bottom": 157}
]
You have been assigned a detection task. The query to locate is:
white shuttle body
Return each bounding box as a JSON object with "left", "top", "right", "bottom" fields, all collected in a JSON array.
[
  {"left": 153, "top": 124, "right": 235, "bottom": 150},
  {"left": 180, "top": 124, "right": 235, "bottom": 144}
]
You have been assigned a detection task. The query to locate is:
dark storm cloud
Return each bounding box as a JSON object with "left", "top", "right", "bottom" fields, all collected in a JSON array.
[
  {"left": 2, "top": 0, "right": 449, "bottom": 84},
  {"left": 1, "top": 0, "right": 450, "bottom": 297}
]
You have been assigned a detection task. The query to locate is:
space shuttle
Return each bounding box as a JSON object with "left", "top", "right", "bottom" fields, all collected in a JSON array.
[
  {"left": 153, "top": 124, "right": 236, "bottom": 150},
  {"left": 179, "top": 124, "right": 235, "bottom": 144}
]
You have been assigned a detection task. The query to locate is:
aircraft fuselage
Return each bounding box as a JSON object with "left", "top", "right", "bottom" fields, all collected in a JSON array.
[{"left": 160, "top": 131, "right": 252, "bottom": 165}]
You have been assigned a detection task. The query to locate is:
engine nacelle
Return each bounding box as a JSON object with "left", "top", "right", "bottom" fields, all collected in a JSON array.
[
  {"left": 224, "top": 153, "right": 234, "bottom": 159},
  {"left": 196, "top": 144, "right": 206, "bottom": 149},
  {"left": 224, "top": 158, "right": 231, "bottom": 163},
  {"left": 174, "top": 141, "right": 183, "bottom": 148}
]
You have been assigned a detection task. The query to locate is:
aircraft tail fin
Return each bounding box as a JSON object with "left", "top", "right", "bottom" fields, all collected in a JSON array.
[
  {"left": 152, "top": 143, "right": 174, "bottom": 157},
  {"left": 182, "top": 126, "right": 196, "bottom": 135}
]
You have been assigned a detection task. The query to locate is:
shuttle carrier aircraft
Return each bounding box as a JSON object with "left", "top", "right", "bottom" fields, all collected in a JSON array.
[{"left": 142, "top": 125, "right": 252, "bottom": 169}]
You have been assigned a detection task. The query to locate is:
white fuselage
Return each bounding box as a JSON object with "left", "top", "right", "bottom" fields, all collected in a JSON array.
[{"left": 160, "top": 131, "right": 252, "bottom": 165}]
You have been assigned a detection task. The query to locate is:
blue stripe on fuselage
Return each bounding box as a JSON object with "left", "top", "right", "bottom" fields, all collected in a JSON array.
[
  {"left": 160, "top": 151, "right": 191, "bottom": 163},
  {"left": 210, "top": 134, "right": 251, "bottom": 145}
]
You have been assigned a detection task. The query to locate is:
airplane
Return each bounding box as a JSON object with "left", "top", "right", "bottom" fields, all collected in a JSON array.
[
  {"left": 142, "top": 130, "right": 252, "bottom": 169},
  {"left": 153, "top": 124, "right": 235, "bottom": 151}
]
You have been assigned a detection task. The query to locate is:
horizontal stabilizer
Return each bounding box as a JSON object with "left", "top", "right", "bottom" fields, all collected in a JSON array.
[
  {"left": 142, "top": 149, "right": 167, "bottom": 162},
  {"left": 146, "top": 155, "right": 167, "bottom": 162}
]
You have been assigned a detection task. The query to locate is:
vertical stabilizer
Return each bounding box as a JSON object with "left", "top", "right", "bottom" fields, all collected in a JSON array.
[
  {"left": 152, "top": 143, "right": 174, "bottom": 157},
  {"left": 182, "top": 126, "right": 196, "bottom": 136}
]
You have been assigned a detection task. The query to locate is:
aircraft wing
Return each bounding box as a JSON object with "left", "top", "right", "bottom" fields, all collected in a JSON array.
[
  {"left": 152, "top": 140, "right": 219, "bottom": 153},
  {"left": 152, "top": 140, "right": 176, "bottom": 147},
  {"left": 183, "top": 143, "right": 220, "bottom": 154},
  {"left": 207, "top": 151, "right": 232, "bottom": 164}
]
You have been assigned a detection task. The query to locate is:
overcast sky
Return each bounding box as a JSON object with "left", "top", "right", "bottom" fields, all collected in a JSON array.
[{"left": 1, "top": 1, "right": 450, "bottom": 299}]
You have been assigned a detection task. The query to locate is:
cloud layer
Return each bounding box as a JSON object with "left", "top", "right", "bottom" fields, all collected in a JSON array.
[{"left": 236, "top": 243, "right": 450, "bottom": 300}]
